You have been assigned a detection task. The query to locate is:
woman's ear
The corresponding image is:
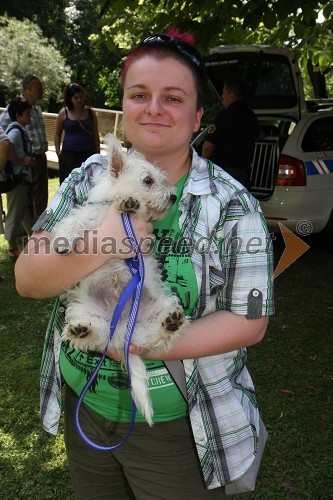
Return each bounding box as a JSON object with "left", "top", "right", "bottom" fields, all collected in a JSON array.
[{"left": 194, "top": 107, "right": 204, "bottom": 133}]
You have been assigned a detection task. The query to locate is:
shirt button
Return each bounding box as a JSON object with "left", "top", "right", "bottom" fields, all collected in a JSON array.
[{"left": 252, "top": 289, "right": 260, "bottom": 297}]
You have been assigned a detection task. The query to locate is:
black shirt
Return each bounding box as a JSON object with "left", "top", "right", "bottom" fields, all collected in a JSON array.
[{"left": 206, "top": 100, "right": 259, "bottom": 180}]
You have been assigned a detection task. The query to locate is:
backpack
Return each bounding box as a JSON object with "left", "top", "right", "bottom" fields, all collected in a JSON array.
[{"left": 0, "top": 124, "right": 30, "bottom": 194}]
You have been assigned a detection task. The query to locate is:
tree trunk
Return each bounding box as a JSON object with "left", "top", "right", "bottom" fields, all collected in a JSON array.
[{"left": 307, "top": 60, "right": 328, "bottom": 98}]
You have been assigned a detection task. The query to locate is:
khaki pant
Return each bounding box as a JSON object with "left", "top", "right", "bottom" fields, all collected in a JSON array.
[
  {"left": 64, "top": 388, "right": 232, "bottom": 500},
  {"left": 4, "top": 182, "right": 33, "bottom": 244}
]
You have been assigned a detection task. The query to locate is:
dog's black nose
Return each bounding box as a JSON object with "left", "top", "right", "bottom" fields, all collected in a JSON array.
[{"left": 170, "top": 194, "right": 177, "bottom": 205}]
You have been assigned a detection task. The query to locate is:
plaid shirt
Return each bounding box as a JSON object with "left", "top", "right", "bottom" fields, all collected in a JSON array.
[
  {"left": 0, "top": 101, "right": 48, "bottom": 154},
  {"left": 37, "top": 149, "right": 274, "bottom": 489}
]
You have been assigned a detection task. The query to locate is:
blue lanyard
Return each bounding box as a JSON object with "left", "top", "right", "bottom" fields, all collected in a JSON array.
[{"left": 74, "top": 213, "right": 145, "bottom": 451}]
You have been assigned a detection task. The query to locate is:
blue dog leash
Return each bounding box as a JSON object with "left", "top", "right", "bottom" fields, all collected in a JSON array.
[{"left": 74, "top": 213, "right": 145, "bottom": 451}]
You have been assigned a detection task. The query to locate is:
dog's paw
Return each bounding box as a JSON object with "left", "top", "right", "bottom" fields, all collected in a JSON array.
[
  {"left": 120, "top": 197, "right": 140, "bottom": 213},
  {"left": 51, "top": 235, "right": 75, "bottom": 254},
  {"left": 53, "top": 242, "right": 72, "bottom": 255},
  {"left": 140, "top": 306, "right": 189, "bottom": 352},
  {"left": 63, "top": 322, "right": 92, "bottom": 339},
  {"left": 162, "top": 307, "right": 186, "bottom": 332},
  {"left": 62, "top": 322, "right": 107, "bottom": 352}
]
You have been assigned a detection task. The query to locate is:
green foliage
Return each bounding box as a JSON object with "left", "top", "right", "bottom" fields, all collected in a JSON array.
[
  {"left": 0, "top": 16, "right": 71, "bottom": 108},
  {"left": 98, "top": 67, "right": 123, "bottom": 109},
  {"left": 94, "top": 0, "right": 333, "bottom": 99},
  {"left": 1, "top": 0, "right": 333, "bottom": 108},
  {"left": 48, "top": 0, "right": 124, "bottom": 108},
  {"left": 56, "top": 0, "right": 104, "bottom": 102}
]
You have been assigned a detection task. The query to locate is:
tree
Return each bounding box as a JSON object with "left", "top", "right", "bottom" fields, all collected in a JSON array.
[
  {"left": 0, "top": 16, "right": 71, "bottom": 109},
  {"left": 0, "top": 1, "right": 121, "bottom": 109},
  {"left": 240, "top": 0, "right": 333, "bottom": 99},
  {"left": 58, "top": 0, "right": 123, "bottom": 108},
  {"left": 94, "top": 0, "right": 333, "bottom": 99},
  {"left": 1, "top": 1, "right": 332, "bottom": 107}
]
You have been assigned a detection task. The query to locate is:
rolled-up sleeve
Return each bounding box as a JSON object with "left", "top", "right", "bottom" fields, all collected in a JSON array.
[{"left": 218, "top": 211, "right": 275, "bottom": 316}]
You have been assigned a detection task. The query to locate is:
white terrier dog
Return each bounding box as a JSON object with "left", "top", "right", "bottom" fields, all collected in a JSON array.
[{"left": 51, "top": 135, "right": 190, "bottom": 425}]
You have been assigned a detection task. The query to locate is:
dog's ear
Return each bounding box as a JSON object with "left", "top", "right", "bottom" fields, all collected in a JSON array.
[
  {"left": 105, "top": 133, "right": 126, "bottom": 178},
  {"left": 110, "top": 151, "right": 123, "bottom": 178}
]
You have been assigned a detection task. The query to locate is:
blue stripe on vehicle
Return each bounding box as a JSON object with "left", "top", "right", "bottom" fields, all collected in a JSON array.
[{"left": 305, "top": 159, "right": 333, "bottom": 175}]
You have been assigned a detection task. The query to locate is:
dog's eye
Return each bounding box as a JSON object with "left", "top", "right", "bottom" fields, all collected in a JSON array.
[{"left": 143, "top": 176, "right": 153, "bottom": 185}]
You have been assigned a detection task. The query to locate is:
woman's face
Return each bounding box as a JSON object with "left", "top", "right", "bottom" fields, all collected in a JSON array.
[
  {"left": 122, "top": 55, "right": 203, "bottom": 161},
  {"left": 71, "top": 92, "right": 85, "bottom": 108}
]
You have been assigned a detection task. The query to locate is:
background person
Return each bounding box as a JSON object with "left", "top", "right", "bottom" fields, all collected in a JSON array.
[
  {"left": 0, "top": 127, "right": 11, "bottom": 235},
  {"left": 0, "top": 127, "right": 11, "bottom": 171},
  {"left": 0, "top": 74, "right": 48, "bottom": 219},
  {"left": 202, "top": 77, "right": 260, "bottom": 188},
  {"left": 3, "top": 97, "right": 35, "bottom": 259},
  {"left": 15, "top": 29, "right": 274, "bottom": 499},
  {"left": 54, "top": 82, "right": 100, "bottom": 184}
]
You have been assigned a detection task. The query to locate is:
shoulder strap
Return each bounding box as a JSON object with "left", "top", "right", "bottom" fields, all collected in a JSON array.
[
  {"left": 6, "top": 124, "right": 30, "bottom": 154},
  {"left": 164, "top": 360, "right": 187, "bottom": 401}
]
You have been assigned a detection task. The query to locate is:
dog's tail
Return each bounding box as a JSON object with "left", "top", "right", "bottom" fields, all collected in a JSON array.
[{"left": 128, "top": 354, "right": 153, "bottom": 426}]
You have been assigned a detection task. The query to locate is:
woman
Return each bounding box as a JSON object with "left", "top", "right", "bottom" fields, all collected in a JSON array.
[
  {"left": 15, "top": 29, "right": 274, "bottom": 499},
  {"left": 54, "top": 82, "right": 100, "bottom": 183},
  {"left": 3, "top": 97, "right": 35, "bottom": 259}
]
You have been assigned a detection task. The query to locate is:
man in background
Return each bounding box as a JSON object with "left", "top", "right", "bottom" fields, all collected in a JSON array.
[
  {"left": 0, "top": 74, "right": 48, "bottom": 218},
  {"left": 0, "top": 127, "right": 11, "bottom": 235},
  {"left": 202, "top": 77, "right": 259, "bottom": 188}
]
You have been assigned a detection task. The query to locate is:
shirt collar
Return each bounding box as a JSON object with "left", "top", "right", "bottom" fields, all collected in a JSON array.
[{"left": 184, "top": 147, "right": 218, "bottom": 196}]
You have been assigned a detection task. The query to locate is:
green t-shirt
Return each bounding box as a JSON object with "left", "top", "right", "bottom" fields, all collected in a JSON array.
[{"left": 60, "top": 173, "right": 198, "bottom": 423}]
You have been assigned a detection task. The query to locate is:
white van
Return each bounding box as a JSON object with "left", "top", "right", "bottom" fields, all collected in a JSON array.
[{"left": 193, "top": 45, "right": 333, "bottom": 249}]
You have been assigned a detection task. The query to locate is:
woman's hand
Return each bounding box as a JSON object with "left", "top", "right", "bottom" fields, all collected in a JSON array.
[
  {"left": 106, "top": 344, "right": 151, "bottom": 361},
  {"left": 23, "top": 156, "right": 36, "bottom": 167},
  {"left": 106, "top": 345, "right": 122, "bottom": 361},
  {"left": 106, "top": 313, "right": 269, "bottom": 362},
  {"left": 15, "top": 205, "right": 154, "bottom": 299},
  {"left": 97, "top": 205, "right": 154, "bottom": 259}
]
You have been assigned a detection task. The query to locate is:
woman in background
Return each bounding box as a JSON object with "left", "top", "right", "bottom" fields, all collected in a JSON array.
[{"left": 54, "top": 83, "right": 100, "bottom": 183}]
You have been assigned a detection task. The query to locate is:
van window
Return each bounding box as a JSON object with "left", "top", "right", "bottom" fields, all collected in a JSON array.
[
  {"left": 206, "top": 53, "right": 297, "bottom": 109},
  {"left": 301, "top": 117, "right": 333, "bottom": 152}
]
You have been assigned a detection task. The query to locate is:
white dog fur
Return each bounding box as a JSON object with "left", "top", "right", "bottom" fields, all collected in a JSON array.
[{"left": 51, "top": 135, "right": 190, "bottom": 425}]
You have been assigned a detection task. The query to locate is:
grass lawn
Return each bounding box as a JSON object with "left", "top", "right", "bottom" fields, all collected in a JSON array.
[{"left": 0, "top": 177, "right": 332, "bottom": 499}]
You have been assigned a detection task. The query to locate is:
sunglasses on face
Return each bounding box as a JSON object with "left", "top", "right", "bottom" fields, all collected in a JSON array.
[{"left": 140, "top": 34, "right": 204, "bottom": 70}]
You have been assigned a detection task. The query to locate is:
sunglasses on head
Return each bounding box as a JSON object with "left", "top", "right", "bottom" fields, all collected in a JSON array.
[{"left": 140, "top": 33, "right": 204, "bottom": 70}]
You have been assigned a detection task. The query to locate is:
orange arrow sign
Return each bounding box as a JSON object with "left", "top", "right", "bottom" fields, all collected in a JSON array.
[{"left": 274, "top": 223, "right": 310, "bottom": 279}]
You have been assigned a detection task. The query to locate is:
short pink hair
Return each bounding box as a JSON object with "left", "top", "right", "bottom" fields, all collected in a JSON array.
[
  {"left": 120, "top": 27, "right": 196, "bottom": 87},
  {"left": 120, "top": 28, "right": 206, "bottom": 109}
]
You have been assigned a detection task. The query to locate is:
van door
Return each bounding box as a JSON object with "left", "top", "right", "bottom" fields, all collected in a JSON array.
[{"left": 202, "top": 46, "right": 306, "bottom": 199}]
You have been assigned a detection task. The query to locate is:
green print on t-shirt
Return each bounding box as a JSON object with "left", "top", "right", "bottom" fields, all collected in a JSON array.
[{"left": 152, "top": 173, "right": 198, "bottom": 317}]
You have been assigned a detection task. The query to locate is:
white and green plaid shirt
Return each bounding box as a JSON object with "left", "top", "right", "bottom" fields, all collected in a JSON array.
[{"left": 37, "top": 149, "right": 274, "bottom": 489}]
